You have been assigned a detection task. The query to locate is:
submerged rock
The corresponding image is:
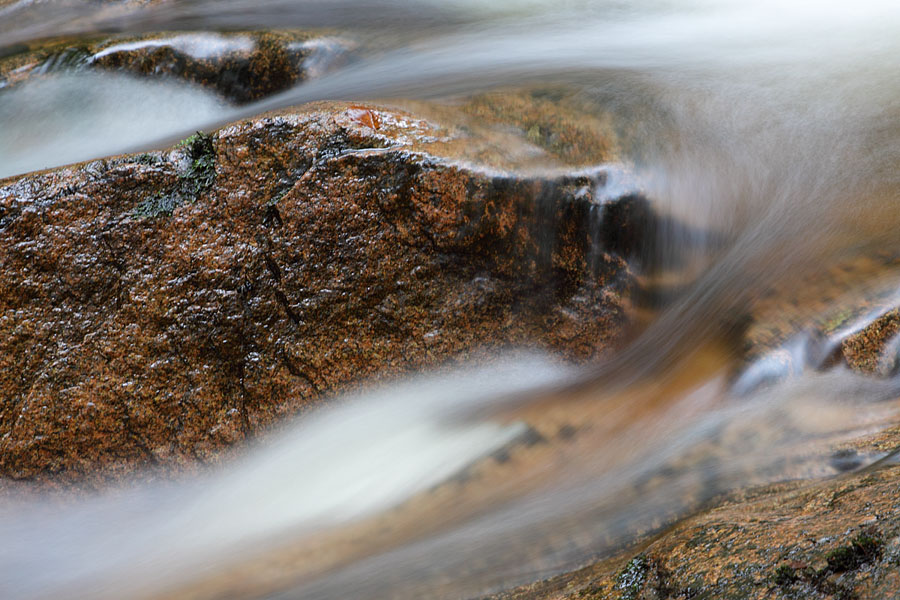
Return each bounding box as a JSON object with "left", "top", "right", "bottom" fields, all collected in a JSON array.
[
  {"left": 733, "top": 252, "right": 900, "bottom": 394},
  {"left": 488, "top": 252, "right": 900, "bottom": 600},
  {"left": 0, "top": 101, "right": 637, "bottom": 486}
]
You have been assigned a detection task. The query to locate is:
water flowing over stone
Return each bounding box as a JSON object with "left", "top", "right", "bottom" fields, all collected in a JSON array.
[{"left": 0, "top": 1, "right": 899, "bottom": 599}]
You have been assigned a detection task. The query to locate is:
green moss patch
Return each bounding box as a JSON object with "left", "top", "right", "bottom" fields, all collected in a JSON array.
[
  {"left": 772, "top": 564, "right": 798, "bottom": 587},
  {"left": 134, "top": 131, "right": 216, "bottom": 219},
  {"left": 134, "top": 193, "right": 180, "bottom": 218},
  {"left": 825, "top": 533, "right": 883, "bottom": 573},
  {"left": 615, "top": 555, "right": 650, "bottom": 600},
  {"left": 178, "top": 131, "right": 217, "bottom": 199}
]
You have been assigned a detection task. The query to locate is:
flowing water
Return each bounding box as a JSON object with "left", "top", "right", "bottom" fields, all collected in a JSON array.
[{"left": 1, "top": 0, "right": 900, "bottom": 598}]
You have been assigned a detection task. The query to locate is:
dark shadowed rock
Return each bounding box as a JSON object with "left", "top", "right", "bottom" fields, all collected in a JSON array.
[{"left": 0, "top": 30, "right": 353, "bottom": 103}]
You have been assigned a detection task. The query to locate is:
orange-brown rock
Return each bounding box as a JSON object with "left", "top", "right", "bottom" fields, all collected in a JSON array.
[
  {"left": 842, "top": 309, "right": 900, "bottom": 376},
  {"left": 0, "top": 102, "right": 635, "bottom": 487},
  {"left": 499, "top": 460, "right": 900, "bottom": 600},
  {"left": 484, "top": 253, "right": 900, "bottom": 600},
  {"left": 733, "top": 252, "right": 900, "bottom": 392}
]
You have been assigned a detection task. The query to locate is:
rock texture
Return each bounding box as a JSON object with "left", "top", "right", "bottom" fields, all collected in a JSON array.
[
  {"left": 733, "top": 251, "right": 900, "bottom": 393},
  {"left": 489, "top": 252, "right": 900, "bottom": 600},
  {"left": 497, "top": 459, "right": 900, "bottom": 600},
  {"left": 0, "top": 101, "right": 634, "bottom": 487},
  {"left": 841, "top": 309, "right": 900, "bottom": 376},
  {"left": 0, "top": 30, "right": 352, "bottom": 102}
]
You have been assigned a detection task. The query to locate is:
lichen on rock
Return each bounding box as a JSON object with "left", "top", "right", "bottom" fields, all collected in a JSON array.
[{"left": 0, "top": 100, "right": 637, "bottom": 488}]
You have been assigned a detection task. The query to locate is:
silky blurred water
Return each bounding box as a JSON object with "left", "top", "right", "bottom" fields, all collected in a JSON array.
[{"left": 1, "top": 1, "right": 899, "bottom": 599}]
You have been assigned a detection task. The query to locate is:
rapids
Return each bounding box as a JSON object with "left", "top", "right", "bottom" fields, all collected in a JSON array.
[{"left": 0, "top": 0, "right": 899, "bottom": 598}]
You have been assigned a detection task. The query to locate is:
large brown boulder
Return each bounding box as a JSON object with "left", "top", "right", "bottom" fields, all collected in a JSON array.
[{"left": 0, "top": 101, "right": 635, "bottom": 487}]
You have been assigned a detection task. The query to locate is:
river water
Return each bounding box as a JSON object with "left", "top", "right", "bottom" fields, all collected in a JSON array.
[{"left": 1, "top": 1, "right": 899, "bottom": 599}]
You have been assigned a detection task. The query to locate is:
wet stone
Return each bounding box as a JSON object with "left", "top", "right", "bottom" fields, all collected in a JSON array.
[
  {"left": 0, "top": 101, "right": 637, "bottom": 487},
  {"left": 732, "top": 252, "right": 900, "bottom": 393},
  {"left": 0, "top": 30, "right": 353, "bottom": 103},
  {"left": 496, "top": 464, "right": 900, "bottom": 600},
  {"left": 841, "top": 309, "right": 900, "bottom": 376}
]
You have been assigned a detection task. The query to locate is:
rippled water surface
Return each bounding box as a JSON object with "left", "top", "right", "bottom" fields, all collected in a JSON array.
[{"left": 1, "top": 1, "right": 899, "bottom": 599}]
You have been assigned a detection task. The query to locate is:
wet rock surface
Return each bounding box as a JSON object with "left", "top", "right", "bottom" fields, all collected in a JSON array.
[
  {"left": 488, "top": 251, "right": 900, "bottom": 600},
  {"left": 0, "top": 101, "right": 634, "bottom": 487},
  {"left": 841, "top": 309, "right": 900, "bottom": 377},
  {"left": 732, "top": 252, "right": 900, "bottom": 394},
  {"left": 455, "top": 91, "right": 620, "bottom": 167},
  {"left": 0, "top": 30, "right": 352, "bottom": 102},
  {"left": 496, "top": 459, "right": 900, "bottom": 600}
]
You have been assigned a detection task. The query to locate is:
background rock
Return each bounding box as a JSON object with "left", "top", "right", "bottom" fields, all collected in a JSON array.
[{"left": 0, "top": 30, "right": 352, "bottom": 103}]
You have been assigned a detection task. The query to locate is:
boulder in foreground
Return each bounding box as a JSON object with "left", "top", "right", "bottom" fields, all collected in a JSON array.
[{"left": 0, "top": 101, "right": 637, "bottom": 487}]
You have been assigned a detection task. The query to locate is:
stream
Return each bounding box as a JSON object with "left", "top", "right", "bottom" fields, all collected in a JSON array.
[{"left": 1, "top": 0, "right": 899, "bottom": 598}]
